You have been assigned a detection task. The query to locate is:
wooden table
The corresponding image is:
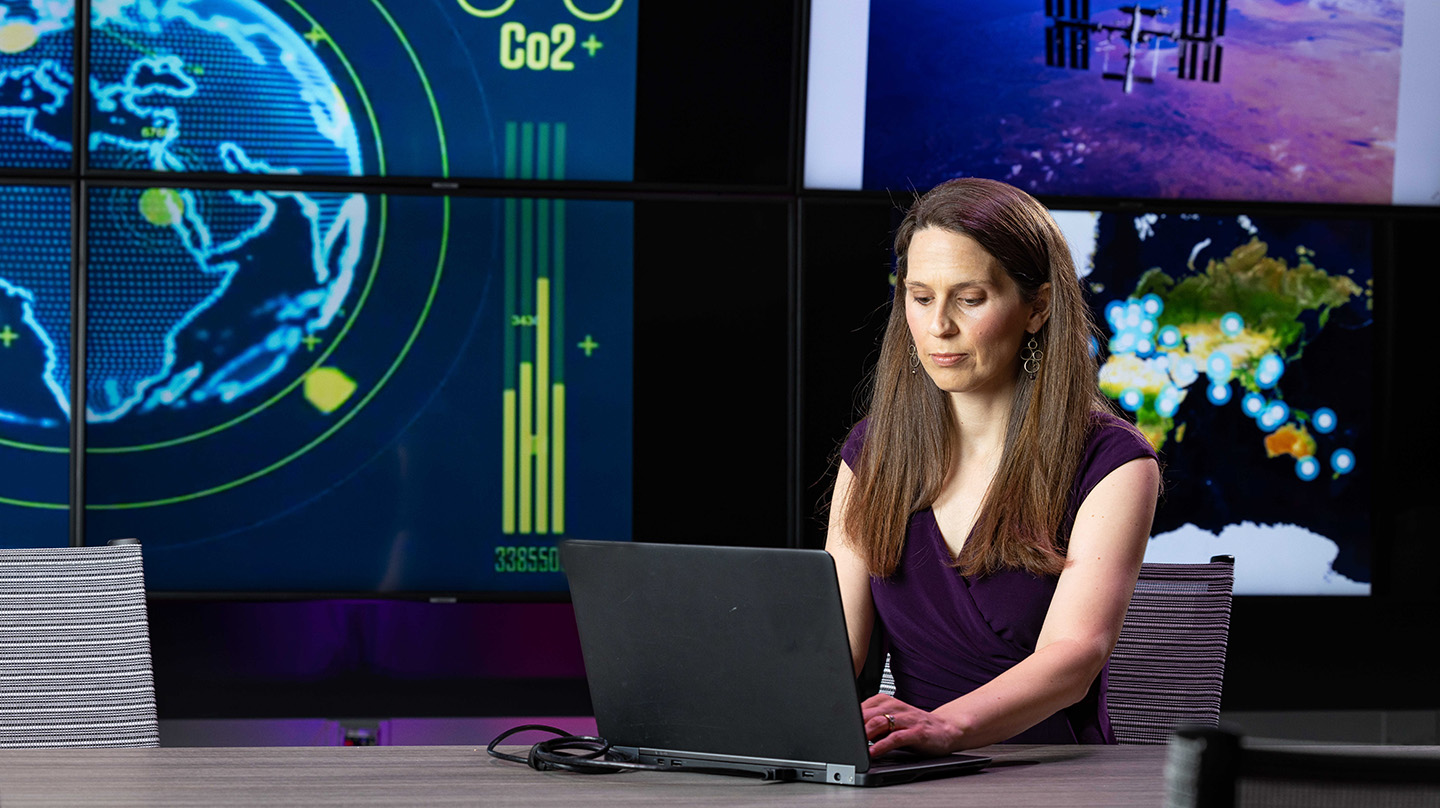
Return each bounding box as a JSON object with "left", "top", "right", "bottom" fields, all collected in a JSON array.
[{"left": 0, "top": 744, "right": 1173, "bottom": 807}]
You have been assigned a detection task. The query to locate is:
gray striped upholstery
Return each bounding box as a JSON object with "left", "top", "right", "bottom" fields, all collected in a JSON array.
[
  {"left": 1108, "top": 559, "right": 1234, "bottom": 744},
  {"left": 876, "top": 559, "right": 1234, "bottom": 745},
  {"left": 0, "top": 545, "right": 158, "bottom": 748}
]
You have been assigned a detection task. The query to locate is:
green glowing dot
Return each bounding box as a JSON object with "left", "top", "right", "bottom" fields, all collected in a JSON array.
[{"left": 139, "top": 188, "right": 184, "bottom": 226}]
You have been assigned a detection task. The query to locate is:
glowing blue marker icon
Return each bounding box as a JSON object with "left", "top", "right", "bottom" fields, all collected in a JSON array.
[
  {"left": 1257, "top": 400, "right": 1290, "bottom": 432},
  {"left": 1170, "top": 357, "right": 1199, "bottom": 387},
  {"left": 1255, "top": 352, "right": 1285, "bottom": 389},
  {"left": 1241, "top": 392, "right": 1265, "bottom": 418},
  {"left": 1220, "top": 312, "right": 1244, "bottom": 336},
  {"left": 1156, "top": 384, "right": 1183, "bottom": 417},
  {"left": 1106, "top": 300, "right": 1126, "bottom": 331},
  {"left": 1331, "top": 449, "right": 1356, "bottom": 475},
  {"left": 1157, "top": 325, "right": 1182, "bottom": 350},
  {"left": 1313, "top": 407, "right": 1337, "bottom": 434},
  {"left": 1206, "top": 351, "right": 1232, "bottom": 383},
  {"left": 1119, "top": 388, "right": 1143, "bottom": 412},
  {"left": 1296, "top": 456, "right": 1320, "bottom": 481},
  {"left": 1141, "top": 294, "right": 1163, "bottom": 317},
  {"left": 1207, "top": 382, "right": 1232, "bottom": 405}
]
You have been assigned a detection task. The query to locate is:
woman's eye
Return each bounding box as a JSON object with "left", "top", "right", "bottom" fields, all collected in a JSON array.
[
  {"left": 961, "top": 298, "right": 983, "bottom": 306},
  {"left": 912, "top": 295, "right": 933, "bottom": 305}
]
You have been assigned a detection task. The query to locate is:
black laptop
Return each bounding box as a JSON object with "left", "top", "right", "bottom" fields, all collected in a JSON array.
[{"left": 559, "top": 540, "right": 991, "bottom": 786}]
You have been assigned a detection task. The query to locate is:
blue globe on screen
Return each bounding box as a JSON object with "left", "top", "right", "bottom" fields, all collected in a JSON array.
[{"left": 0, "top": 0, "right": 370, "bottom": 433}]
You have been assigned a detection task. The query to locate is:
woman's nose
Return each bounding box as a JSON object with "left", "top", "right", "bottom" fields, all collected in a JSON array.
[{"left": 928, "top": 305, "right": 957, "bottom": 337}]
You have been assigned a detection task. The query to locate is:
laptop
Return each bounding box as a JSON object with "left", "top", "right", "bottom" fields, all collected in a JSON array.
[{"left": 559, "top": 540, "right": 991, "bottom": 786}]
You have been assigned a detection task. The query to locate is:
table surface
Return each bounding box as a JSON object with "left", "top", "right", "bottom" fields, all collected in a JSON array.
[
  {"left": 0, "top": 743, "right": 1435, "bottom": 808},
  {"left": 0, "top": 744, "right": 1158, "bottom": 808}
]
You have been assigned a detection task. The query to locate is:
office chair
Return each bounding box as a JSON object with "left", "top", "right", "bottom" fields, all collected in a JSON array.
[
  {"left": 1165, "top": 725, "right": 1440, "bottom": 808},
  {"left": 0, "top": 542, "right": 159, "bottom": 748},
  {"left": 1107, "top": 555, "right": 1235, "bottom": 744},
  {"left": 876, "top": 556, "right": 1235, "bottom": 745}
]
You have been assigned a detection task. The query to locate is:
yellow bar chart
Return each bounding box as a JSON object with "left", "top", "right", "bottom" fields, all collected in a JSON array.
[{"left": 502, "top": 122, "right": 567, "bottom": 536}]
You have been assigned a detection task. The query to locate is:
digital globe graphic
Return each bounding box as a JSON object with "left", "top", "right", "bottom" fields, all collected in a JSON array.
[
  {"left": 87, "top": 0, "right": 367, "bottom": 423},
  {"left": 3, "top": 0, "right": 384, "bottom": 555},
  {"left": 1, "top": 0, "right": 367, "bottom": 434}
]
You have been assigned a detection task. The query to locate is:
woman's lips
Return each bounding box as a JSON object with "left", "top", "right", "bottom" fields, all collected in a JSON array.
[{"left": 929, "top": 353, "right": 966, "bottom": 367}]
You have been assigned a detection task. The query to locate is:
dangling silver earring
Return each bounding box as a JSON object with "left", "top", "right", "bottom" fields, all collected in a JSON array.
[
  {"left": 1021, "top": 335, "right": 1042, "bottom": 380},
  {"left": 908, "top": 343, "right": 919, "bottom": 374}
]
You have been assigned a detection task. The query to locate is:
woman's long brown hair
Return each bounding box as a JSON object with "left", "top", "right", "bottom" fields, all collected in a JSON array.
[{"left": 842, "top": 178, "right": 1113, "bottom": 578}]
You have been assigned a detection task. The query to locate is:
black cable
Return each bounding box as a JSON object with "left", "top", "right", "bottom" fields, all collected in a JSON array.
[
  {"left": 486, "top": 724, "right": 664, "bottom": 774},
  {"left": 485, "top": 724, "right": 792, "bottom": 781}
]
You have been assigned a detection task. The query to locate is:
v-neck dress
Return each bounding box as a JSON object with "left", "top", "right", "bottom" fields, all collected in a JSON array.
[{"left": 841, "top": 411, "right": 1156, "bottom": 744}]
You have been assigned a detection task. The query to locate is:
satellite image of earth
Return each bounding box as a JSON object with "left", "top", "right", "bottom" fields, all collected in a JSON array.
[{"left": 864, "top": 0, "right": 1406, "bottom": 203}]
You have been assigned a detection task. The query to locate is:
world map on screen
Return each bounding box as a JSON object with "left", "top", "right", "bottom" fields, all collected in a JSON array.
[{"left": 1075, "top": 211, "right": 1372, "bottom": 595}]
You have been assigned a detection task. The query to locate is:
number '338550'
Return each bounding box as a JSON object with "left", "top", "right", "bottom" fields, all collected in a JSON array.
[{"left": 494, "top": 545, "right": 563, "bottom": 573}]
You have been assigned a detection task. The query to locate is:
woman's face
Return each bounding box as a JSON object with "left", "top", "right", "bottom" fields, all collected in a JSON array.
[{"left": 902, "top": 228, "right": 1049, "bottom": 399}]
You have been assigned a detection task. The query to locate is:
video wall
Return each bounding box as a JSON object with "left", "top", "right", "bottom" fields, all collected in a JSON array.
[
  {"left": 83, "top": 189, "right": 633, "bottom": 593},
  {"left": 797, "top": 0, "right": 1397, "bottom": 597},
  {"left": 0, "top": 0, "right": 642, "bottom": 593},
  {"left": 1, "top": 186, "right": 635, "bottom": 593},
  {"left": 0, "top": 0, "right": 1400, "bottom": 601}
]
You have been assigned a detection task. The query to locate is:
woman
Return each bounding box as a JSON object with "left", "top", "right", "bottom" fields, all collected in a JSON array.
[{"left": 826, "top": 178, "right": 1159, "bottom": 755}]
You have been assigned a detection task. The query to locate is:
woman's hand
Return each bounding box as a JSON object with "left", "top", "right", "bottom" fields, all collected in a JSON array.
[{"left": 861, "top": 693, "right": 964, "bottom": 757}]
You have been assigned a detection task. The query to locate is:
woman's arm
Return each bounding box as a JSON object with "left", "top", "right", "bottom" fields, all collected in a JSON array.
[
  {"left": 863, "top": 455, "right": 1160, "bottom": 755},
  {"left": 826, "top": 460, "right": 877, "bottom": 677}
]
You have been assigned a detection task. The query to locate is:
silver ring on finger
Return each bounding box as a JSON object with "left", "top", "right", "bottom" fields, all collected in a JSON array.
[{"left": 885, "top": 713, "right": 896, "bottom": 732}]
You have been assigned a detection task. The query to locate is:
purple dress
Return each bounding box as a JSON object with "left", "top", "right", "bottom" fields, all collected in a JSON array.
[{"left": 841, "top": 411, "right": 1157, "bottom": 744}]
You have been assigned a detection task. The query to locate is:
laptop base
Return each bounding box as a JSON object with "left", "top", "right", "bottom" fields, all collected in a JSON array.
[{"left": 613, "top": 746, "right": 991, "bottom": 787}]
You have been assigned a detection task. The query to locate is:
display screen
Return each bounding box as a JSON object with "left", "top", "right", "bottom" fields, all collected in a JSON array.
[
  {"left": 1062, "top": 207, "right": 1372, "bottom": 594},
  {"left": 0, "top": 184, "right": 71, "bottom": 547},
  {"left": 0, "top": 3, "right": 74, "bottom": 171},
  {"left": 86, "top": 0, "right": 638, "bottom": 181},
  {"left": 82, "top": 185, "right": 633, "bottom": 592},
  {"left": 806, "top": 0, "right": 1440, "bottom": 205},
  {"left": 797, "top": 199, "right": 1373, "bottom": 596}
]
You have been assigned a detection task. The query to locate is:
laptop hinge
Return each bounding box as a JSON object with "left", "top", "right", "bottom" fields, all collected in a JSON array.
[
  {"left": 631, "top": 747, "right": 825, "bottom": 770},
  {"left": 825, "top": 763, "right": 858, "bottom": 785}
]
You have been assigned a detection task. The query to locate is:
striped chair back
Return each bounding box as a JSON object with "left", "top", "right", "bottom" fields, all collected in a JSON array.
[
  {"left": 1107, "top": 556, "right": 1235, "bottom": 745},
  {"left": 0, "top": 544, "right": 158, "bottom": 748}
]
